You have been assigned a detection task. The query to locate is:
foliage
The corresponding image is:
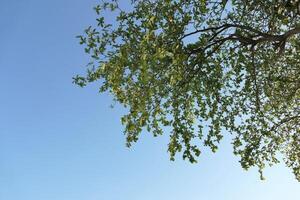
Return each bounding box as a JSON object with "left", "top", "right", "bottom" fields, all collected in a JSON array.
[{"left": 74, "top": 0, "right": 300, "bottom": 181}]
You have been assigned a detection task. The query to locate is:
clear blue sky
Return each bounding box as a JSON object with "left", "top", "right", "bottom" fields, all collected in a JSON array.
[{"left": 0, "top": 1, "right": 299, "bottom": 200}]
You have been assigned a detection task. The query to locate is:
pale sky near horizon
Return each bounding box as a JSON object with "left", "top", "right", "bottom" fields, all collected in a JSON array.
[{"left": 0, "top": 1, "right": 300, "bottom": 200}]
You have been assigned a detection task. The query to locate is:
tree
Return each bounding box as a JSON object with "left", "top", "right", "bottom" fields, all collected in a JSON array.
[{"left": 74, "top": 0, "right": 300, "bottom": 181}]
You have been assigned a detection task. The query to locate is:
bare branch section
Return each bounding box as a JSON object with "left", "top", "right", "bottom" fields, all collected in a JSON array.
[{"left": 184, "top": 24, "right": 300, "bottom": 55}]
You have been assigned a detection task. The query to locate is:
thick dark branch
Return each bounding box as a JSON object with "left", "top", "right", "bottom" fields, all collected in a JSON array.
[
  {"left": 184, "top": 24, "right": 300, "bottom": 55},
  {"left": 182, "top": 23, "right": 272, "bottom": 40}
]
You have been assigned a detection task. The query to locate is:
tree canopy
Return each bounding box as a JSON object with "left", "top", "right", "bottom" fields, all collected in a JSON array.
[{"left": 74, "top": 0, "right": 300, "bottom": 181}]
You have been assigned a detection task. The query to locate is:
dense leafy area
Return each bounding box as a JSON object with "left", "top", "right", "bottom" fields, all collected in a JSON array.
[{"left": 75, "top": 0, "right": 300, "bottom": 181}]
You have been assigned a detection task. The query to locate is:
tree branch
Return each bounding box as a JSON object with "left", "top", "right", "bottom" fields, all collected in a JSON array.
[{"left": 184, "top": 24, "right": 300, "bottom": 55}]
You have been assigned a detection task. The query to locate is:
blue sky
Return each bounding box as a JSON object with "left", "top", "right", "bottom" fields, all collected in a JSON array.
[{"left": 0, "top": 1, "right": 299, "bottom": 200}]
